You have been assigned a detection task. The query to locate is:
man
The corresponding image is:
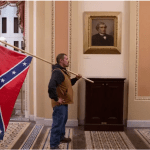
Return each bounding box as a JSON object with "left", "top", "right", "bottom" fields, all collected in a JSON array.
[
  {"left": 92, "top": 22, "right": 114, "bottom": 46},
  {"left": 48, "top": 53, "right": 82, "bottom": 149}
]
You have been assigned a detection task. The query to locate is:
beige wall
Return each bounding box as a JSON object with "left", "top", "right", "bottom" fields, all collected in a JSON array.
[
  {"left": 28, "top": 1, "right": 53, "bottom": 120},
  {"left": 44, "top": 1, "right": 53, "bottom": 119},
  {"left": 36, "top": 1, "right": 45, "bottom": 117},
  {"left": 29, "top": 1, "right": 34, "bottom": 115}
]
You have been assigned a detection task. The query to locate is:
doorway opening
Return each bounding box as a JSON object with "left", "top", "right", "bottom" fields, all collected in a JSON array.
[{"left": 0, "top": 4, "right": 28, "bottom": 121}]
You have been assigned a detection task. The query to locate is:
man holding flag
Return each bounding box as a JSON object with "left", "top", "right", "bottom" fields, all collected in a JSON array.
[{"left": 48, "top": 53, "right": 82, "bottom": 149}]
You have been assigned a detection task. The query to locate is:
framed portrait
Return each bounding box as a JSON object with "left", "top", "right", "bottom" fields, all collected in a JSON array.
[{"left": 83, "top": 12, "right": 122, "bottom": 54}]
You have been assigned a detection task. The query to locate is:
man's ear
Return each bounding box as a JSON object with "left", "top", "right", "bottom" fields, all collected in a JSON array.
[{"left": 59, "top": 59, "right": 63, "bottom": 63}]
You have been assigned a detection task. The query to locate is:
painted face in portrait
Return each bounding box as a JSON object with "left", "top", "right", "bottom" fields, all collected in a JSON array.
[{"left": 98, "top": 24, "right": 107, "bottom": 34}]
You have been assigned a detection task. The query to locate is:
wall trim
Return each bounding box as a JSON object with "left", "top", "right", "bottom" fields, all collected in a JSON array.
[
  {"left": 25, "top": 1, "right": 29, "bottom": 118},
  {"left": 33, "top": 1, "right": 37, "bottom": 117},
  {"left": 135, "top": 1, "right": 150, "bottom": 100},
  {"left": 35, "top": 117, "right": 45, "bottom": 124},
  {"left": 68, "top": 1, "right": 72, "bottom": 71},
  {"left": 44, "top": 119, "right": 78, "bottom": 126},
  {"left": 135, "top": 1, "right": 139, "bottom": 100},
  {"left": 52, "top": 1, "right": 72, "bottom": 66},
  {"left": 78, "top": 120, "right": 84, "bottom": 125},
  {"left": 51, "top": 1, "right": 55, "bottom": 64},
  {"left": 29, "top": 115, "right": 35, "bottom": 121},
  {"left": 127, "top": 120, "right": 150, "bottom": 127},
  {"left": 31, "top": 117, "right": 79, "bottom": 126}
]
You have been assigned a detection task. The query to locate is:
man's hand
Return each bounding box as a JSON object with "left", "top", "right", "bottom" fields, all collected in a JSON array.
[
  {"left": 76, "top": 74, "right": 82, "bottom": 80},
  {"left": 58, "top": 97, "right": 65, "bottom": 104}
]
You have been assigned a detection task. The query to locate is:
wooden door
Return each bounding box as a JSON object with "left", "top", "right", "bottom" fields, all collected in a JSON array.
[
  {"left": 85, "top": 82, "right": 105, "bottom": 124},
  {"left": 105, "top": 82, "right": 124, "bottom": 124}
]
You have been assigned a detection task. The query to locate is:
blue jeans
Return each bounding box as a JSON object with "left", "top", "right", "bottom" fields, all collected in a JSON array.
[{"left": 50, "top": 104, "right": 68, "bottom": 147}]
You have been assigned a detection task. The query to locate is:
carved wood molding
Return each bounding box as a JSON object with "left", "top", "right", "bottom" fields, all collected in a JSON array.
[
  {"left": 51, "top": 1, "right": 55, "bottom": 64},
  {"left": 68, "top": 1, "right": 72, "bottom": 71}
]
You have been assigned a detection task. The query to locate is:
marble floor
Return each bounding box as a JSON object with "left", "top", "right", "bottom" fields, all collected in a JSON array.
[
  {"left": 73, "top": 126, "right": 150, "bottom": 149},
  {"left": 9, "top": 119, "right": 150, "bottom": 149}
]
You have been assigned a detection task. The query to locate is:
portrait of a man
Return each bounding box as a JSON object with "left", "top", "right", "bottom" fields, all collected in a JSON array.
[{"left": 92, "top": 20, "right": 114, "bottom": 46}]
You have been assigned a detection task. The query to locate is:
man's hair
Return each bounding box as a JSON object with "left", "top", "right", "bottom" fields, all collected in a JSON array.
[
  {"left": 96, "top": 22, "right": 107, "bottom": 31},
  {"left": 56, "top": 53, "right": 67, "bottom": 64}
]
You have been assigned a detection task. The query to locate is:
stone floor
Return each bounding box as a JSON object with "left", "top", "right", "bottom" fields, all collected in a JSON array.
[
  {"left": 9, "top": 119, "right": 150, "bottom": 149},
  {"left": 73, "top": 126, "right": 150, "bottom": 149}
]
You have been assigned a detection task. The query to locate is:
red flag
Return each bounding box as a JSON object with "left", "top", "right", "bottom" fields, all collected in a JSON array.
[{"left": 0, "top": 45, "right": 32, "bottom": 140}]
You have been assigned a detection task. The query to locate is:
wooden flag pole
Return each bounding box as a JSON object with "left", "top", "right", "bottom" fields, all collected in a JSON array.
[
  {"left": 0, "top": 40, "right": 53, "bottom": 65},
  {"left": 0, "top": 40, "right": 94, "bottom": 83}
]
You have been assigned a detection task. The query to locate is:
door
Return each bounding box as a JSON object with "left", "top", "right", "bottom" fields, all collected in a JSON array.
[
  {"left": 105, "top": 82, "right": 124, "bottom": 124},
  {"left": 85, "top": 81, "right": 106, "bottom": 124}
]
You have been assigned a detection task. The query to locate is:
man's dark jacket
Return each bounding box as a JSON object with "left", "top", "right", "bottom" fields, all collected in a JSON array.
[
  {"left": 48, "top": 64, "right": 78, "bottom": 102},
  {"left": 92, "top": 34, "right": 114, "bottom": 46}
]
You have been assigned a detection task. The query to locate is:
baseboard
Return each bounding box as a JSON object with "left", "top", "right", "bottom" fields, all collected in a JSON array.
[
  {"left": 85, "top": 124, "right": 124, "bottom": 131},
  {"left": 66, "top": 119, "right": 78, "bottom": 126},
  {"left": 29, "top": 115, "right": 34, "bottom": 121},
  {"left": 44, "top": 119, "right": 53, "bottom": 126},
  {"left": 78, "top": 119, "right": 84, "bottom": 125},
  {"left": 44, "top": 119, "right": 78, "bottom": 127},
  {"left": 127, "top": 120, "right": 150, "bottom": 127},
  {"left": 35, "top": 117, "right": 44, "bottom": 124},
  {"left": 30, "top": 116, "right": 78, "bottom": 126}
]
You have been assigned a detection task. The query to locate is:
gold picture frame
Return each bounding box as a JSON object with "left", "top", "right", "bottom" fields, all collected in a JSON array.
[{"left": 83, "top": 12, "right": 122, "bottom": 54}]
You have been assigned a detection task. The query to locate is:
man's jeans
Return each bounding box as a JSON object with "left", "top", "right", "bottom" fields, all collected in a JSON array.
[{"left": 50, "top": 104, "right": 68, "bottom": 148}]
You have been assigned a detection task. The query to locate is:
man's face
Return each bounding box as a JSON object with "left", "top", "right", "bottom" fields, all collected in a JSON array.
[
  {"left": 60, "top": 55, "right": 69, "bottom": 68},
  {"left": 98, "top": 24, "right": 106, "bottom": 34}
]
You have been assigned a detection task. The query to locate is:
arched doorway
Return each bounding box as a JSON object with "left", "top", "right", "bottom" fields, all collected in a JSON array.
[{"left": 0, "top": 1, "right": 28, "bottom": 121}]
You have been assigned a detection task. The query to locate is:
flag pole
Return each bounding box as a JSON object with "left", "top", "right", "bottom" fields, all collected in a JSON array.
[{"left": 0, "top": 40, "right": 94, "bottom": 83}]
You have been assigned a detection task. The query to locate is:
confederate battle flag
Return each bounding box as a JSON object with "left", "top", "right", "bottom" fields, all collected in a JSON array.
[{"left": 0, "top": 45, "right": 32, "bottom": 140}]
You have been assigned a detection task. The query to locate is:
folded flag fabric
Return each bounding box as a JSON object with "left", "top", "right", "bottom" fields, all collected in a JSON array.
[{"left": 0, "top": 45, "right": 32, "bottom": 140}]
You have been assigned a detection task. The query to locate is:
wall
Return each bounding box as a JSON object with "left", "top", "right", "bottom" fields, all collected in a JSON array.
[
  {"left": 138, "top": 1, "right": 150, "bottom": 96},
  {"left": 28, "top": 1, "right": 78, "bottom": 125},
  {"left": 26, "top": 1, "right": 150, "bottom": 127},
  {"left": 75, "top": 1, "right": 130, "bottom": 124},
  {"left": 27, "top": 1, "right": 133, "bottom": 126},
  {"left": 29, "top": 1, "right": 34, "bottom": 116},
  {"left": 28, "top": 1, "right": 53, "bottom": 123},
  {"left": 128, "top": 2, "right": 150, "bottom": 127}
]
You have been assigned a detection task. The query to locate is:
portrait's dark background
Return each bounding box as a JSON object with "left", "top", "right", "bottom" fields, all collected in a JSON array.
[{"left": 92, "top": 19, "right": 114, "bottom": 37}]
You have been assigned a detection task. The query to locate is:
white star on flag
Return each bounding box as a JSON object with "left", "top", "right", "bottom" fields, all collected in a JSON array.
[
  {"left": 12, "top": 71, "right": 16, "bottom": 75},
  {"left": 0, "top": 130, "right": 2, "bottom": 134},
  {"left": 23, "top": 62, "right": 27, "bottom": 66},
  {"left": 1, "top": 79, "right": 5, "bottom": 83}
]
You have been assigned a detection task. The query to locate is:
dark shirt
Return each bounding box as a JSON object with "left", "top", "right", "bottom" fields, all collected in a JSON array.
[
  {"left": 92, "top": 33, "right": 114, "bottom": 46},
  {"left": 48, "top": 64, "right": 78, "bottom": 101}
]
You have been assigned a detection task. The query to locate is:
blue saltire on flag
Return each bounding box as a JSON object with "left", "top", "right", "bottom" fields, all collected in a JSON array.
[
  {"left": 0, "top": 45, "right": 33, "bottom": 140},
  {"left": 0, "top": 107, "right": 4, "bottom": 140}
]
